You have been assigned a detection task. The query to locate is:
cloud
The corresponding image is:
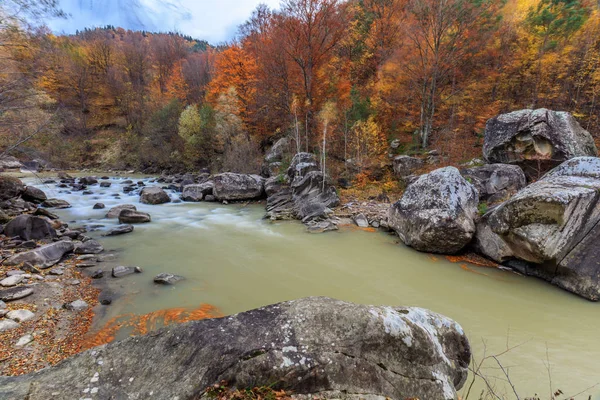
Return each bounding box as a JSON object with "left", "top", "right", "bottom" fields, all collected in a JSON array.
[{"left": 48, "top": 0, "right": 281, "bottom": 43}]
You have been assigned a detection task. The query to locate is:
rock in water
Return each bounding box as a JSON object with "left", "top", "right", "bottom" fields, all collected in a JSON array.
[
  {"left": 389, "top": 167, "right": 479, "bottom": 254},
  {"left": 475, "top": 157, "right": 600, "bottom": 301},
  {"left": 0, "top": 176, "right": 24, "bottom": 201},
  {"left": 118, "top": 209, "right": 151, "bottom": 224},
  {"left": 461, "top": 164, "right": 526, "bottom": 203},
  {"left": 102, "top": 225, "right": 134, "bottom": 236},
  {"left": 105, "top": 204, "right": 137, "bottom": 218},
  {"left": 4, "top": 241, "right": 75, "bottom": 269},
  {"left": 140, "top": 186, "right": 171, "bottom": 204},
  {"left": 213, "top": 173, "right": 265, "bottom": 201},
  {"left": 0, "top": 297, "right": 470, "bottom": 400},
  {"left": 74, "top": 240, "right": 104, "bottom": 255},
  {"left": 181, "top": 181, "right": 214, "bottom": 202},
  {"left": 41, "top": 198, "right": 71, "bottom": 209},
  {"left": 353, "top": 213, "right": 369, "bottom": 228},
  {"left": 3, "top": 215, "right": 56, "bottom": 241},
  {"left": 153, "top": 273, "right": 184, "bottom": 285},
  {"left": 21, "top": 186, "right": 47, "bottom": 203},
  {"left": 483, "top": 108, "right": 597, "bottom": 179}
]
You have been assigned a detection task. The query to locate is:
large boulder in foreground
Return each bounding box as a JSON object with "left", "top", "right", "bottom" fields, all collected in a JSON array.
[
  {"left": 475, "top": 157, "right": 600, "bottom": 301},
  {"left": 0, "top": 176, "right": 24, "bottom": 201},
  {"left": 483, "top": 108, "right": 597, "bottom": 179},
  {"left": 389, "top": 167, "right": 479, "bottom": 254},
  {"left": 139, "top": 187, "right": 171, "bottom": 204},
  {"left": 0, "top": 297, "right": 470, "bottom": 400},
  {"left": 460, "top": 164, "right": 526, "bottom": 203},
  {"left": 213, "top": 173, "right": 265, "bottom": 201},
  {"left": 3, "top": 215, "right": 56, "bottom": 241},
  {"left": 3, "top": 241, "right": 74, "bottom": 269}
]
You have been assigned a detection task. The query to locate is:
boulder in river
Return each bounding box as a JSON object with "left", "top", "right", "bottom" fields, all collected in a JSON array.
[
  {"left": 153, "top": 273, "right": 184, "bottom": 285},
  {"left": 4, "top": 241, "right": 75, "bottom": 269},
  {"left": 388, "top": 166, "right": 479, "bottom": 254},
  {"left": 106, "top": 204, "right": 137, "bottom": 218},
  {"left": 460, "top": 164, "right": 526, "bottom": 203},
  {"left": 483, "top": 108, "right": 597, "bottom": 179},
  {"left": 0, "top": 297, "right": 470, "bottom": 400},
  {"left": 213, "top": 173, "right": 265, "bottom": 201},
  {"left": 3, "top": 214, "right": 56, "bottom": 241},
  {"left": 0, "top": 176, "right": 24, "bottom": 201},
  {"left": 21, "top": 186, "right": 47, "bottom": 203},
  {"left": 41, "top": 198, "right": 71, "bottom": 209},
  {"left": 118, "top": 209, "right": 151, "bottom": 224},
  {"left": 74, "top": 240, "right": 104, "bottom": 255},
  {"left": 475, "top": 157, "right": 600, "bottom": 301},
  {"left": 181, "top": 181, "right": 214, "bottom": 202},
  {"left": 112, "top": 265, "right": 142, "bottom": 278},
  {"left": 93, "top": 203, "right": 105, "bottom": 209},
  {"left": 102, "top": 225, "right": 134, "bottom": 236},
  {"left": 140, "top": 186, "right": 171, "bottom": 204}
]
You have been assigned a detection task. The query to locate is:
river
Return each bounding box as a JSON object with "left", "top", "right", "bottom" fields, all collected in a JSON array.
[{"left": 24, "top": 174, "right": 600, "bottom": 399}]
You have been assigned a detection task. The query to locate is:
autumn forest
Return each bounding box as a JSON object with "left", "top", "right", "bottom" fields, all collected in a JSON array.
[{"left": 1, "top": 0, "right": 599, "bottom": 181}]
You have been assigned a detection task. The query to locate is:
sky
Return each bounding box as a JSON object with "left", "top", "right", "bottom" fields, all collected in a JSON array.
[{"left": 47, "top": 0, "right": 281, "bottom": 44}]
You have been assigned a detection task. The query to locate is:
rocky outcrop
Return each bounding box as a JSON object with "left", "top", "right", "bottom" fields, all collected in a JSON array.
[
  {"left": 393, "top": 155, "right": 424, "bottom": 180},
  {"left": 483, "top": 108, "right": 597, "bottom": 178},
  {"left": 0, "top": 156, "right": 23, "bottom": 170},
  {"left": 389, "top": 167, "right": 479, "bottom": 254},
  {"left": 265, "top": 153, "right": 340, "bottom": 224},
  {"left": 475, "top": 157, "right": 600, "bottom": 301},
  {"left": 182, "top": 181, "right": 214, "bottom": 202},
  {"left": 3, "top": 215, "right": 56, "bottom": 241},
  {"left": 0, "top": 176, "right": 24, "bottom": 201},
  {"left": 265, "top": 137, "right": 290, "bottom": 163},
  {"left": 3, "top": 241, "right": 74, "bottom": 269},
  {"left": 140, "top": 187, "right": 171, "bottom": 204},
  {"left": 460, "top": 164, "right": 526, "bottom": 203},
  {"left": 213, "top": 173, "right": 265, "bottom": 201},
  {"left": 0, "top": 297, "right": 470, "bottom": 400}
]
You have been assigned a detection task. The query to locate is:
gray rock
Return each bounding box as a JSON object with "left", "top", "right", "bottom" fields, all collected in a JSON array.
[
  {"left": 7, "top": 309, "right": 35, "bottom": 322},
  {"left": 0, "top": 176, "right": 24, "bottom": 201},
  {"left": 0, "top": 297, "right": 470, "bottom": 400},
  {"left": 265, "top": 137, "right": 290, "bottom": 163},
  {"left": 204, "top": 194, "right": 216, "bottom": 202},
  {"left": 0, "top": 300, "right": 6, "bottom": 309},
  {"left": 64, "top": 299, "right": 88, "bottom": 311},
  {"left": 93, "top": 203, "right": 105, "bottom": 209},
  {"left": 287, "top": 152, "right": 319, "bottom": 182},
  {"left": 213, "top": 173, "right": 265, "bottom": 201},
  {"left": 21, "top": 186, "right": 47, "bottom": 203},
  {"left": 91, "top": 270, "right": 104, "bottom": 279},
  {"left": 6, "top": 270, "right": 25, "bottom": 277},
  {"left": 4, "top": 241, "right": 74, "bottom": 269},
  {"left": 140, "top": 186, "right": 171, "bottom": 204},
  {"left": 153, "top": 273, "right": 184, "bottom": 285},
  {"left": 264, "top": 175, "right": 286, "bottom": 197},
  {"left": 182, "top": 181, "right": 214, "bottom": 202},
  {"left": 105, "top": 204, "right": 137, "bottom": 218},
  {"left": 393, "top": 155, "right": 424, "bottom": 179},
  {"left": 102, "top": 224, "right": 134, "bottom": 236},
  {"left": 112, "top": 266, "right": 141, "bottom": 278},
  {"left": 0, "top": 275, "right": 24, "bottom": 287},
  {"left": 306, "top": 220, "right": 339, "bottom": 233},
  {"left": 74, "top": 240, "right": 104, "bottom": 255},
  {"left": 3, "top": 214, "right": 56, "bottom": 241},
  {"left": 33, "top": 207, "right": 59, "bottom": 220},
  {"left": 15, "top": 334, "right": 34, "bottom": 347},
  {"left": 118, "top": 209, "right": 151, "bottom": 224},
  {"left": 0, "top": 156, "right": 23, "bottom": 170},
  {"left": 461, "top": 164, "right": 526, "bottom": 203},
  {"left": 483, "top": 108, "right": 597, "bottom": 179},
  {"left": 353, "top": 213, "right": 369, "bottom": 228},
  {"left": 389, "top": 167, "right": 479, "bottom": 254},
  {"left": 0, "top": 319, "right": 19, "bottom": 332},
  {"left": 41, "top": 198, "right": 71, "bottom": 209},
  {"left": 100, "top": 181, "right": 112, "bottom": 188},
  {"left": 475, "top": 157, "right": 600, "bottom": 301}
]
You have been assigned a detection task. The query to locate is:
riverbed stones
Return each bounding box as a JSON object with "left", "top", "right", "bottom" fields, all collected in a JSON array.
[
  {"left": 112, "top": 266, "right": 141, "bottom": 278},
  {"left": 102, "top": 224, "right": 134, "bottom": 236},
  {"left": 3, "top": 215, "right": 56, "bottom": 241},
  {"left": 106, "top": 204, "right": 136, "bottom": 218},
  {"left": 118, "top": 209, "right": 151, "bottom": 224},
  {"left": 213, "top": 173, "right": 265, "bottom": 201},
  {"left": 389, "top": 166, "right": 479, "bottom": 254},
  {"left": 15, "top": 334, "right": 34, "bottom": 347},
  {"left": 4, "top": 241, "right": 75, "bottom": 269},
  {"left": 0, "top": 319, "right": 19, "bottom": 332},
  {"left": 41, "top": 198, "right": 71, "bottom": 209},
  {"left": 140, "top": 186, "right": 171, "bottom": 204},
  {"left": 475, "top": 157, "right": 600, "bottom": 301},
  {"left": 93, "top": 203, "right": 105, "bottom": 209},
  {"left": 0, "top": 176, "right": 24, "bottom": 201},
  {"left": 483, "top": 108, "right": 597, "bottom": 179},
  {"left": 100, "top": 181, "right": 111, "bottom": 188},
  {"left": 460, "top": 164, "right": 527, "bottom": 203},
  {"left": 74, "top": 240, "right": 104, "bottom": 255},
  {"left": 7, "top": 309, "right": 35, "bottom": 322},
  {"left": 181, "top": 181, "right": 214, "bottom": 202},
  {"left": 0, "top": 275, "right": 25, "bottom": 287},
  {"left": 91, "top": 270, "right": 104, "bottom": 279},
  {"left": 153, "top": 273, "right": 184, "bottom": 285},
  {"left": 33, "top": 207, "right": 59, "bottom": 220},
  {"left": 21, "top": 186, "right": 47, "bottom": 203},
  {"left": 353, "top": 213, "right": 369, "bottom": 228},
  {"left": 0, "top": 297, "right": 471, "bottom": 400},
  {"left": 64, "top": 299, "right": 88, "bottom": 311}
]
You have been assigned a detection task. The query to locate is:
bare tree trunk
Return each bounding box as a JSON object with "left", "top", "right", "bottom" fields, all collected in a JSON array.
[{"left": 322, "top": 123, "right": 327, "bottom": 191}]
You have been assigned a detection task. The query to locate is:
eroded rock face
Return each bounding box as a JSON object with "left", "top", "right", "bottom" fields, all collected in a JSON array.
[
  {"left": 475, "top": 157, "right": 600, "bottom": 301},
  {"left": 213, "top": 173, "right": 265, "bottom": 201},
  {"left": 4, "top": 241, "right": 74, "bottom": 269},
  {"left": 140, "top": 187, "right": 171, "bottom": 205},
  {"left": 389, "top": 167, "right": 479, "bottom": 254},
  {"left": 460, "top": 164, "right": 526, "bottom": 203},
  {"left": 483, "top": 109, "right": 597, "bottom": 179},
  {"left": 0, "top": 297, "right": 470, "bottom": 400}
]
